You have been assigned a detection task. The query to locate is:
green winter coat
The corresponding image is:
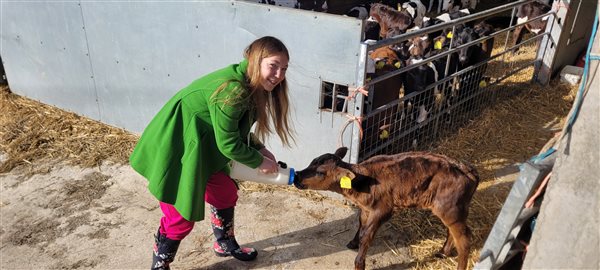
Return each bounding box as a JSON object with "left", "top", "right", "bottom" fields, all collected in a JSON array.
[{"left": 129, "top": 59, "right": 265, "bottom": 221}]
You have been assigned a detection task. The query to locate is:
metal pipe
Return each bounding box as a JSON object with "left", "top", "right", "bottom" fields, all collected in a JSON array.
[
  {"left": 365, "top": 0, "right": 537, "bottom": 51},
  {"left": 366, "top": 11, "right": 556, "bottom": 87}
]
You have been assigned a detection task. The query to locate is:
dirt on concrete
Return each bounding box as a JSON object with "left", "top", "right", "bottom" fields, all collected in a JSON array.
[{"left": 0, "top": 161, "right": 420, "bottom": 270}]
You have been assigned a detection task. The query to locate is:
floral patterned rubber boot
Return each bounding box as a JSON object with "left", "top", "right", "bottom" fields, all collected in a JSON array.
[
  {"left": 151, "top": 228, "right": 181, "bottom": 270},
  {"left": 210, "top": 206, "right": 258, "bottom": 261}
]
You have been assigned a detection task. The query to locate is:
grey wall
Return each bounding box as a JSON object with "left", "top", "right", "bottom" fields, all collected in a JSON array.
[
  {"left": 523, "top": 5, "right": 600, "bottom": 267},
  {"left": 0, "top": 1, "right": 363, "bottom": 168}
]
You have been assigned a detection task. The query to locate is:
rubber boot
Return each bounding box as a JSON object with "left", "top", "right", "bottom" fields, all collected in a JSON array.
[
  {"left": 210, "top": 206, "right": 258, "bottom": 261},
  {"left": 151, "top": 228, "right": 181, "bottom": 270}
]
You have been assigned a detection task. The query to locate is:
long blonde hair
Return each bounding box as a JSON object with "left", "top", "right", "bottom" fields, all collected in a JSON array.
[
  {"left": 245, "top": 36, "right": 295, "bottom": 147},
  {"left": 212, "top": 36, "right": 295, "bottom": 147}
]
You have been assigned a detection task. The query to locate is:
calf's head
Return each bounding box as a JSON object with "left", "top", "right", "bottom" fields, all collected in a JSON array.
[
  {"left": 452, "top": 27, "right": 478, "bottom": 65},
  {"left": 294, "top": 147, "right": 356, "bottom": 191}
]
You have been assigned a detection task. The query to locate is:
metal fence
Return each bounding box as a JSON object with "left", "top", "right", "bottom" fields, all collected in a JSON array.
[{"left": 355, "top": 0, "right": 556, "bottom": 162}]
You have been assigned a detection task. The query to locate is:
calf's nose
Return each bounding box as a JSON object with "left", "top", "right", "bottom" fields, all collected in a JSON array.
[{"left": 292, "top": 172, "right": 304, "bottom": 189}]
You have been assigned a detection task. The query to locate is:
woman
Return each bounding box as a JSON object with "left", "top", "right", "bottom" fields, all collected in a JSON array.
[{"left": 129, "top": 36, "right": 294, "bottom": 269}]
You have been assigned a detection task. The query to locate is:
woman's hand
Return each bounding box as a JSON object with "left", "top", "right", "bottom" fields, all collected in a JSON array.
[
  {"left": 259, "top": 148, "right": 276, "bottom": 162},
  {"left": 258, "top": 156, "right": 278, "bottom": 174}
]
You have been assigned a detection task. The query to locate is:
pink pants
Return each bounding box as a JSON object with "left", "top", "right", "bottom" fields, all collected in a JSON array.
[{"left": 158, "top": 172, "right": 238, "bottom": 240}]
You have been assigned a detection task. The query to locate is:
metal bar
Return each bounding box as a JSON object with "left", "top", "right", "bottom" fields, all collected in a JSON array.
[
  {"left": 475, "top": 162, "right": 552, "bottom": 269},
  {"left": 331, "top": 83, "right": 337, "bottom": 126},
  {"left": 319, "top": 79, "right": 324, "bottom": 123},
  {"left": 533, "top": 15, "right": 556, "bottom": 83},
  {"left": 444, "top": 24, "right": 458, "bottom": 78},
  {"left": 366, "top": 0, "right": 537, "bottom": 51},
  {"left": 366, "top": 11, "right": 556, "bottom": 87},
  {"left": 504, "top": 6, "right": 518, "bottom": 74},
  {"left": 349, "top": 42, "right": 370, "bottom": 164},
  {"left": 534, "top": 0, "right": 563, "bottom": 84}
]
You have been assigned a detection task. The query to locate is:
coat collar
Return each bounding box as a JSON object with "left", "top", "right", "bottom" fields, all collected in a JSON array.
[{"left": 237, "top": 59, "right": 249, "bottom": 77}]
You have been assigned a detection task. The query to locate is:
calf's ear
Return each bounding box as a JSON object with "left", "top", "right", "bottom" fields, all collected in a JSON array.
[
  {"left": 337, "top": 168, "right": 371, "bottom": 193},
  {"left": 336, "top": 167, "right": 356, "bottom": 180},
  {"left": 336, "top": 168, "right": 356, "bottom": 190},
  {"left": 334, "top": 147, "right": 348, "bottom": 159}
]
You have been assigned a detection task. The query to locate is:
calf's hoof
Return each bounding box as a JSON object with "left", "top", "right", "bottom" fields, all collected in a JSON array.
[
  {"left": 434, "top": 252, "right": 448, "bottom": 258},
  {"left": 435, "top": 250, "right": 456, "bottom": 258}
]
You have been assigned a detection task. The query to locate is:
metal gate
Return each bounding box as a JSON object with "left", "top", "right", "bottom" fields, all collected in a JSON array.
[{"left": 354, "top": 0, "right": 558, "bottom": 162}]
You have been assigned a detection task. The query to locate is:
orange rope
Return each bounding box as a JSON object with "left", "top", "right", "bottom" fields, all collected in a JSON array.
[
  {"left": 338, "top": 114, "right": 363, "bottom": 148},
  {"left": 338, "top": 86, "right": 368, "bottom": 147},
  {"left": 347, "top": 86, "right": 369, "bottom": 100}
]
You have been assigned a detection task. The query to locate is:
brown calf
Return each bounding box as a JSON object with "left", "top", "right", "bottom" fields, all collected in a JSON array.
[
  {"left": 369, "top": 3, "right": 414, "bottom": 39},
  {"left": 294, "top": 147, "right": 480, "bottom": 270}
]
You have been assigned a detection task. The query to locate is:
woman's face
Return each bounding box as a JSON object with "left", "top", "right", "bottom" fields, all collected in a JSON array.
[{"left": 259, "top": 52, "right": 289, "bottom": 92}]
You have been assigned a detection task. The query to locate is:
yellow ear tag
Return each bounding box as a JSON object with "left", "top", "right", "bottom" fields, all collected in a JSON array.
[
  {"left": 479, "top": 80, "right": 488, "bottom": 88},
  {"left": 379, "top": 129, "right": 389, "bottom": 139},
  {"left": 446, "top": 31, "right": 453, "bottom": 39},
  {"left": 340, "top": 176, "right": 352, "bottom": 189},
  {"left": 394, "top": 61, "right": 402, "bottom": 69},
  {"left": 376, "top": 61, "right": 385, "bottom": 69},
  {"left": 434, "top": 41, "right": 443, "bottom": 50}
]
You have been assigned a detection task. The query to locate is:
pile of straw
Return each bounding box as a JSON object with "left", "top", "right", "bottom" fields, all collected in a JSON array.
[{"left": 0, "top": 86, "right": 137, "bottom": 174}]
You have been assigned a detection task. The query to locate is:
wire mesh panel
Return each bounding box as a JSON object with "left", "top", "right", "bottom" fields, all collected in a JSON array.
[{"left": 357, "top": 0, "right": 556, "bottom": 162}]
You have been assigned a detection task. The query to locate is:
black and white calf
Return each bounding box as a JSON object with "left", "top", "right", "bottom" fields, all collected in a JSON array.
[
  {"left": 401, "top": 0, "right": 427, "bottom": 27},
  {"left": 512, "top": 1, "right": 551, "bottom": 52}
]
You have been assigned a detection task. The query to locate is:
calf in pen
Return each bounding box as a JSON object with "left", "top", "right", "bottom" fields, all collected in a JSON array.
[
  {"left": 369, "top": 2, "right": 416, "bottom": 38},
  {"left": 362, "top": 46, "right": 406, "bottom": 149},
  {"left": 511, "top": 1, "right": 552, "bottom": 52},
  {"left": 356, "top": 0, "right": 537, "bottom": 161}
]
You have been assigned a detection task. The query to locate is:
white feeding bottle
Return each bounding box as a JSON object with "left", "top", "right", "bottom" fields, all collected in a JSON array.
[{"left": 228, "top": 160, "right": 295, "bottom": 185}]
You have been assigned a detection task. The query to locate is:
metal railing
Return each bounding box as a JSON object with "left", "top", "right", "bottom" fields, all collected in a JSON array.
[{"left": 356, "top": 0, "right": 557, "bottom": 161}]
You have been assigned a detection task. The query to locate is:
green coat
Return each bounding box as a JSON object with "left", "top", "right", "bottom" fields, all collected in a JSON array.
[{"left": 130, "top": 59, "right": 264, "bottom": 221}]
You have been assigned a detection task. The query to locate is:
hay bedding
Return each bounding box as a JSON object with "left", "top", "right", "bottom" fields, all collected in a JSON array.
[
  {"left": 0, "top": 35, "right": 577, "bottom": 269},
  {"left": 0, "top": 86, "right": 138, "bottom": 174}
]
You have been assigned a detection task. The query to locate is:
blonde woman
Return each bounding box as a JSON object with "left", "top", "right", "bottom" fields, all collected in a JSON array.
[{"left": 130, "top": 36, "right": 294, "bottom": 269}]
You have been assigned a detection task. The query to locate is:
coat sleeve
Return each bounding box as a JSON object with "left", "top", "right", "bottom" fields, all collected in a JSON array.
[
  {"left": 248, "top": 132, "right": 265, "bottom": 150},
  {"left": 208, "top": 84, "right": 263, "bottom": 169}
]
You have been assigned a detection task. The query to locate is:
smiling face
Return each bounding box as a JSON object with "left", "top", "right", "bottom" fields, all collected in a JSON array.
[{"left": 259, "top": 53, "right": 289, "bottom": 92}]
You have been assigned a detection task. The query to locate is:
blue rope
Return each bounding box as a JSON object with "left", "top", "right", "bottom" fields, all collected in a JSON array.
[{"left": 530, "top": 7, "right": 599, "bottom": 164}]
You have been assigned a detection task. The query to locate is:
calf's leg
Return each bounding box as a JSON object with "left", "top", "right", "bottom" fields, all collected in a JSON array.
[
  {"left": 347, "top": 209, "right": 370, "bottom": 249},
  {"left": 436, "top": 227, "right": 455, "bottom": 257},
  {"left": 511, "top": 25, "right": 525, "bottom": 53},
  {"left": 447, "top": 221, "right": 472, "bottom": 270},
  {"left": 354, "top": 210, "right": 392, "bottom": 270},
  {"left": 434, "top": 204, "right": 471, "bottom": 270}
]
